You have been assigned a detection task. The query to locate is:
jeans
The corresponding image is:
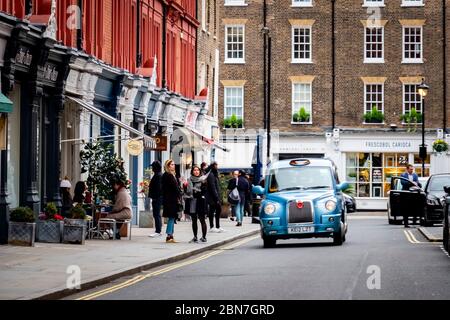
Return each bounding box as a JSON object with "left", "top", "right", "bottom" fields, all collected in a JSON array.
[
  {"left": 152, "top": 198, "right": 162, "bottom": 234},
  {"left": 166, "top": 218, "right": 175, "bottom": 236},
  {"left": 235, "top": 201, "right": 245, "bottom": 223}
]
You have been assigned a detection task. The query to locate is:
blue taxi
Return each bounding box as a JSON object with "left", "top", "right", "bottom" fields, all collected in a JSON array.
[{"left": 253, "top": 158, "right": 349, "bottom": 248}]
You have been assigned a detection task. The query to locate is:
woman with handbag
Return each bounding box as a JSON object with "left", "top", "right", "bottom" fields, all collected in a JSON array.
[
  {"left": 161, "top": 159, "right": 182, "bottom": 243},
  {"left": 229, "top": 171, "right": 250, "bottom": 227},
  {"left": 185, "top": 165, "right": 209, "bottom": 243}
]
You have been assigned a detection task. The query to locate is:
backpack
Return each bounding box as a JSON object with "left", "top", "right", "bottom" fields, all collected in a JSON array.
[{"left": 228, "top": 178, "right": 240, "bottom": 205}]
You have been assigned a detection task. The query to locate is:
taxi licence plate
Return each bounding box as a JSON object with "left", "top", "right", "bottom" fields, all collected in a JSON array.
[{"left": 288, "top": 226, "right": 314, "bottom": 234}]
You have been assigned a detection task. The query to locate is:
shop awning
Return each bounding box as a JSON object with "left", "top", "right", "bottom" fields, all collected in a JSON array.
[
  {"left": 188, "top": 127, "right": 229, "bottom": 152},
  {"left": 0, "top": 93, "right": 13, "bottom": 113},
  {"left": 68, "top": 96, "right": 156, "bottom": 149}
]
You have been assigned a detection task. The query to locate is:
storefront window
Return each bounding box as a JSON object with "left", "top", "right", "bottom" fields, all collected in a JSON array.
[
  {"left": 346, "top": 152, "right": 418, "bottom": 198},
  {"left": 413, "top": 153, "right": 430, "bottom": 178},
  {"left": 7, "top": 86, "right": 21, "bottom": 208}
]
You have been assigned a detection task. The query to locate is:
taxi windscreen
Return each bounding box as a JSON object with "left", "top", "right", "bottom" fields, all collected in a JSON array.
[{"left": 269, "top": 166, "right": 333, "bottom": 193}]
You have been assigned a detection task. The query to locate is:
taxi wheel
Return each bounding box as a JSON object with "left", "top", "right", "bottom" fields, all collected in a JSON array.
[
  {"left": 263, "top": 236, "right": 276, "bottom": 248},
  {"left": 333, "top": 223, "right": 344, "bottom": 246}
]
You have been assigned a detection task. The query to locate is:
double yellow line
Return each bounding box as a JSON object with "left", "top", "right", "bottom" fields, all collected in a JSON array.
[{"left": 77, "top": 235, "right": 259, "bottom": 300}]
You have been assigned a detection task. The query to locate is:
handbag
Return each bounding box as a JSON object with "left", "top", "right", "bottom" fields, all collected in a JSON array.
[{"left": 228, "top": 178, "right": 240, "bottom": 205}]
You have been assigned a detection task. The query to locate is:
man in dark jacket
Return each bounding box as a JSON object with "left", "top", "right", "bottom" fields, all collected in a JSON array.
[
  {"left": 149, "top": 161, "right": 163, "bottom": 237},
  {"left": 206, "top": 162, "right": 223, "bottom": 232}
]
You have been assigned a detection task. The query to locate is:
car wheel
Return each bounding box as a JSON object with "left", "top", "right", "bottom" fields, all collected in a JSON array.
[
  {"left": 263, "top": 236, "right": 276, "bottom": 248},
  {"left": 333, "top": 222, "right": 344, "bottom": 246}
]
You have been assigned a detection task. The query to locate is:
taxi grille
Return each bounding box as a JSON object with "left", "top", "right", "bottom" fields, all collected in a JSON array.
[{"left": 288, "top": 201, "right": 313, "bottom": 224}]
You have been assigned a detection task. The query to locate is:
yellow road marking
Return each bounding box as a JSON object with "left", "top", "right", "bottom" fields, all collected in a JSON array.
[
  {"left": 403, "top": 230, "right": 439, "bottom": 245},
  {"left": 77, "top": 235, "right": 260, "bottom": 300}
]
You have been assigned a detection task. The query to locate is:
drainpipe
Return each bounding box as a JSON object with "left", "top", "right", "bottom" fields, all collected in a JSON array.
[
  {"left": 263, "top": 0, "right": 267, "bottom": 130},
  {"left": 267, "top": 36, "right": 272, "bottom": 161},
  {"left": 77, "top": 0, "right": 83, "bottom": 50},
  {"left": 331, "top": 0, "right": 336, "bottom": 130},
  {"left": 443, "top": 0, "right": 447, "bottom": 132},
  {"left": 162, "top": 3, "right": 167, "bottom": 89},
  {"left": 137, "top": 0, "right": 142, "bottom": 68}
]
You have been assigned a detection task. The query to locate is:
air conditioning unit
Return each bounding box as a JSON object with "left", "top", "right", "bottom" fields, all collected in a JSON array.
[
  {"left": 445, "top": 134, "right": 450, "bottom": 143},
  {"left": 437, "top": 129, "right": 444, "bottom": 139}
]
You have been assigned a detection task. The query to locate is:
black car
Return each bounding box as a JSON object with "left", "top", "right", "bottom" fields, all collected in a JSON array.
[
  {"left": 343, "top": 193, "right": 356, "bottom": 213},
  {"left": 387, "top": 174, "right": 450, "bottom": 226},
  {"left": 443, "top": 186, "right": 450, "bottom": 253},
  {"left": 421, "top": 174, "right": 450, "bottom": 226}
]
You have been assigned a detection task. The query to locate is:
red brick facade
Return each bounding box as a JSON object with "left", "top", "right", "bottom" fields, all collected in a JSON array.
[{"left": 219, "top": 0, "right": 449, "bottom": 132}]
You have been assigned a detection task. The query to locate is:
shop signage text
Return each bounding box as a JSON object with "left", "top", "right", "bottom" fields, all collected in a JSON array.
[{"left": 365, "top": 141, "right": 412, "bottom": 149}]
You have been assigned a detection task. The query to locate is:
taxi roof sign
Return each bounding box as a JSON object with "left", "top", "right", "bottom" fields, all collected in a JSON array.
[{"left": 289, "top": 159, "right": 311, "bottom": 166}]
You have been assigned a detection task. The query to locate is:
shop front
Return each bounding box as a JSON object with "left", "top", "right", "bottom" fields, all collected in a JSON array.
[{"left": 337, "top": 132, "right": 450, "bottom": 210}]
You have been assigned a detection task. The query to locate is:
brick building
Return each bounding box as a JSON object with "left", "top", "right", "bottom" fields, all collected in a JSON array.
[{"left": 215, "top": 0, "right": 450, "bottom": 209}]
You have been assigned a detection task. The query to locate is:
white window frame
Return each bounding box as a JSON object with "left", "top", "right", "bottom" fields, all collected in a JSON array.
[
  {"left": 291, "top": 82, "right": 313, "bottom": 125},
  {"left": 402, "top": 83, "right": 423, "bottom": 124},
  {"left": 291, "top": 26, "right": 312, "bottom": 64},
  {"left": 364, "top": 83, "right": 384, "bottom": 124},
  {"left": 224, "top": 0, "right": 248, "bottom": 6},
  {"left": 224, "top": 25, "right": 245, "bottom": 64},
  {"left": 224, "top": 86, "right": 244, "bottom": 125},
  {"left": 363, "top": 0, "right": 385, "bottom": 7},
  {"left": 364, "top": 26, "right": 384, "bottom": 63},
  {"left": 291, "top": 0, "right": 313, "bottom": 8},
  {"left": 401, "top": 0, "right": 424, "bottom": 7},
  {"left": 402, "top": 26, "right": 423, "bottom": 64}
]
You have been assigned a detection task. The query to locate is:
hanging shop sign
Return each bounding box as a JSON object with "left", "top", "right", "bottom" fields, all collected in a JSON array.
[
  {"left": 151, "top": 135, "right": 168, "bottom": 151},
  {"left": 127, "top": 139, "right": 144, "bottom": 156}
]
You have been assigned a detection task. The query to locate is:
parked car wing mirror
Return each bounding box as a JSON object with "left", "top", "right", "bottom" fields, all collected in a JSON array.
[
  {"left": 444, "top": 185, "right": 450, "bottom": 195},
  {"left": 253, "top": 186, "right": 265, "bottom": 195}
]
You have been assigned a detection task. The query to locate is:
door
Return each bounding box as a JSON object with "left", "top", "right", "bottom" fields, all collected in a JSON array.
[{"left": 389, "top": 177, "right": 424, "bottom": 218}]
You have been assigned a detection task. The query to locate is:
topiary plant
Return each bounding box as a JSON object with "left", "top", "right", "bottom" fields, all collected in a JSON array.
[
  {"left": 364, "top": 106, "right": 384, "bottom": 123},
  {"left": 10, "top": 207, "right": 35, "bottom": 223}
]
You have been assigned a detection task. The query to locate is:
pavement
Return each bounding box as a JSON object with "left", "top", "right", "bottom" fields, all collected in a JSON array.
[
  {"left": 418, "top": 226, "right": 444, "bottom": 242},
  {"left": 0, "top": 217, "right": 259, "bottom": 300},
  {"left": 66, "top": 217, "right": 450, "bottom": 300}
]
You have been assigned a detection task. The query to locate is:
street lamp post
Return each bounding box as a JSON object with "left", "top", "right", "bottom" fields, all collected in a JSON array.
[{"left": 417, "top": 79, "right": 429, "bottom": 178}]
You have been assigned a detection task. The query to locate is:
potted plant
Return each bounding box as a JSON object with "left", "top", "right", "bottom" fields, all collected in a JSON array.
[
  {"left": 63, "top": 204, "right": 88, "bottom": 245},
  {"left": 223, "top": 114, "right": 243, "bottom": 129},
  {"left": 8, "top": 207, "right": 36, "bottom": 247},
  {"left": 432, "top": 139, "right": 449, "bottom": 154},
  {"left": 401, "top": 108, "right": 423, "bottom": 133},
  {"left": 292, "top": 107, "right": 311, "bottom": 123},
  {"left": 36, "top": 202, "right": 64, "bottom": 243},
  {"left": 364, "top": 106, "right": 384, "bottom": 124}
]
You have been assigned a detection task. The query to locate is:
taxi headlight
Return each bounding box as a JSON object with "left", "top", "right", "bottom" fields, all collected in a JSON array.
[
  {"left": 325, "top": 200, "right": 337, "bottom": 212},
  {"left": 264, "top": 203, "right": 276, "bottom": 215}
]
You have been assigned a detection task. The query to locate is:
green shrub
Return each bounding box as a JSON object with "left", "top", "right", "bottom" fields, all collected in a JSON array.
[
  {"left": 401, "top": 107, "right": 423, "bottom": 124},
  {"left": 69, "top": 204, "right": 87, "bottom": 220},
  {"left": 10, "top": 207, "right": 35, "bottom": 223},
  {"left": 223, "top": 114, "right": 243, "bottom": 128},
  {"left": 364, "top": 106, "right": 384, "bottom": 123},
  {"left": 292, "top": 107, "right": 311, "bottom": 123}
]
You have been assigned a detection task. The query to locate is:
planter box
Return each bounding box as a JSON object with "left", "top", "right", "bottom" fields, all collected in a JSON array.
[
  {"left": 8, "top": 222, "right": 36, "bottom": 247},
  {"left": 63, "top": 219, "right": 87, "bottom": 245},
  {"left": 36, "top": 221, "right": 63, "bottom": 243}
]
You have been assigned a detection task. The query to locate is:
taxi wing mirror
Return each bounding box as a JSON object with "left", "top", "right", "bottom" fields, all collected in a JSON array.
[
  {"left": 337, "top": 182, "right": 349, "bottom": 192},
  {"left": 444, "top": 186, "right": 450, "bottom": 195},
  {"left": 253, "top": 186, "right": 265, "bottom": 195}
]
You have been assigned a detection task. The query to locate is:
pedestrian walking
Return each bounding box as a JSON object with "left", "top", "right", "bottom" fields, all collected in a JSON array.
[
  {"left": 185, "top": 165, "right": 209, "bottom": 243},
  {"left": 227, "top": 171, "right": 240, "bottom": 221},
  {"left": 243, "top": 173, "right": 253, "bottom": 217},
  {"left": 73, "top": 181, "right": 87, "bottom": 205},
  {"left": 234, "top": 170, "right": 250, "bottom": 227},
  {"left": 107, "top": 178, "right": 132, "bottom": 240},
  {"left": 206, "top": 162, "right": 224, "bottom": 232},
  {"left": 162, "top": 159, "right": 183, "bottom": 243},
  {"left": 148, "top": 161, "right": 163, "bottom": 238}
]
